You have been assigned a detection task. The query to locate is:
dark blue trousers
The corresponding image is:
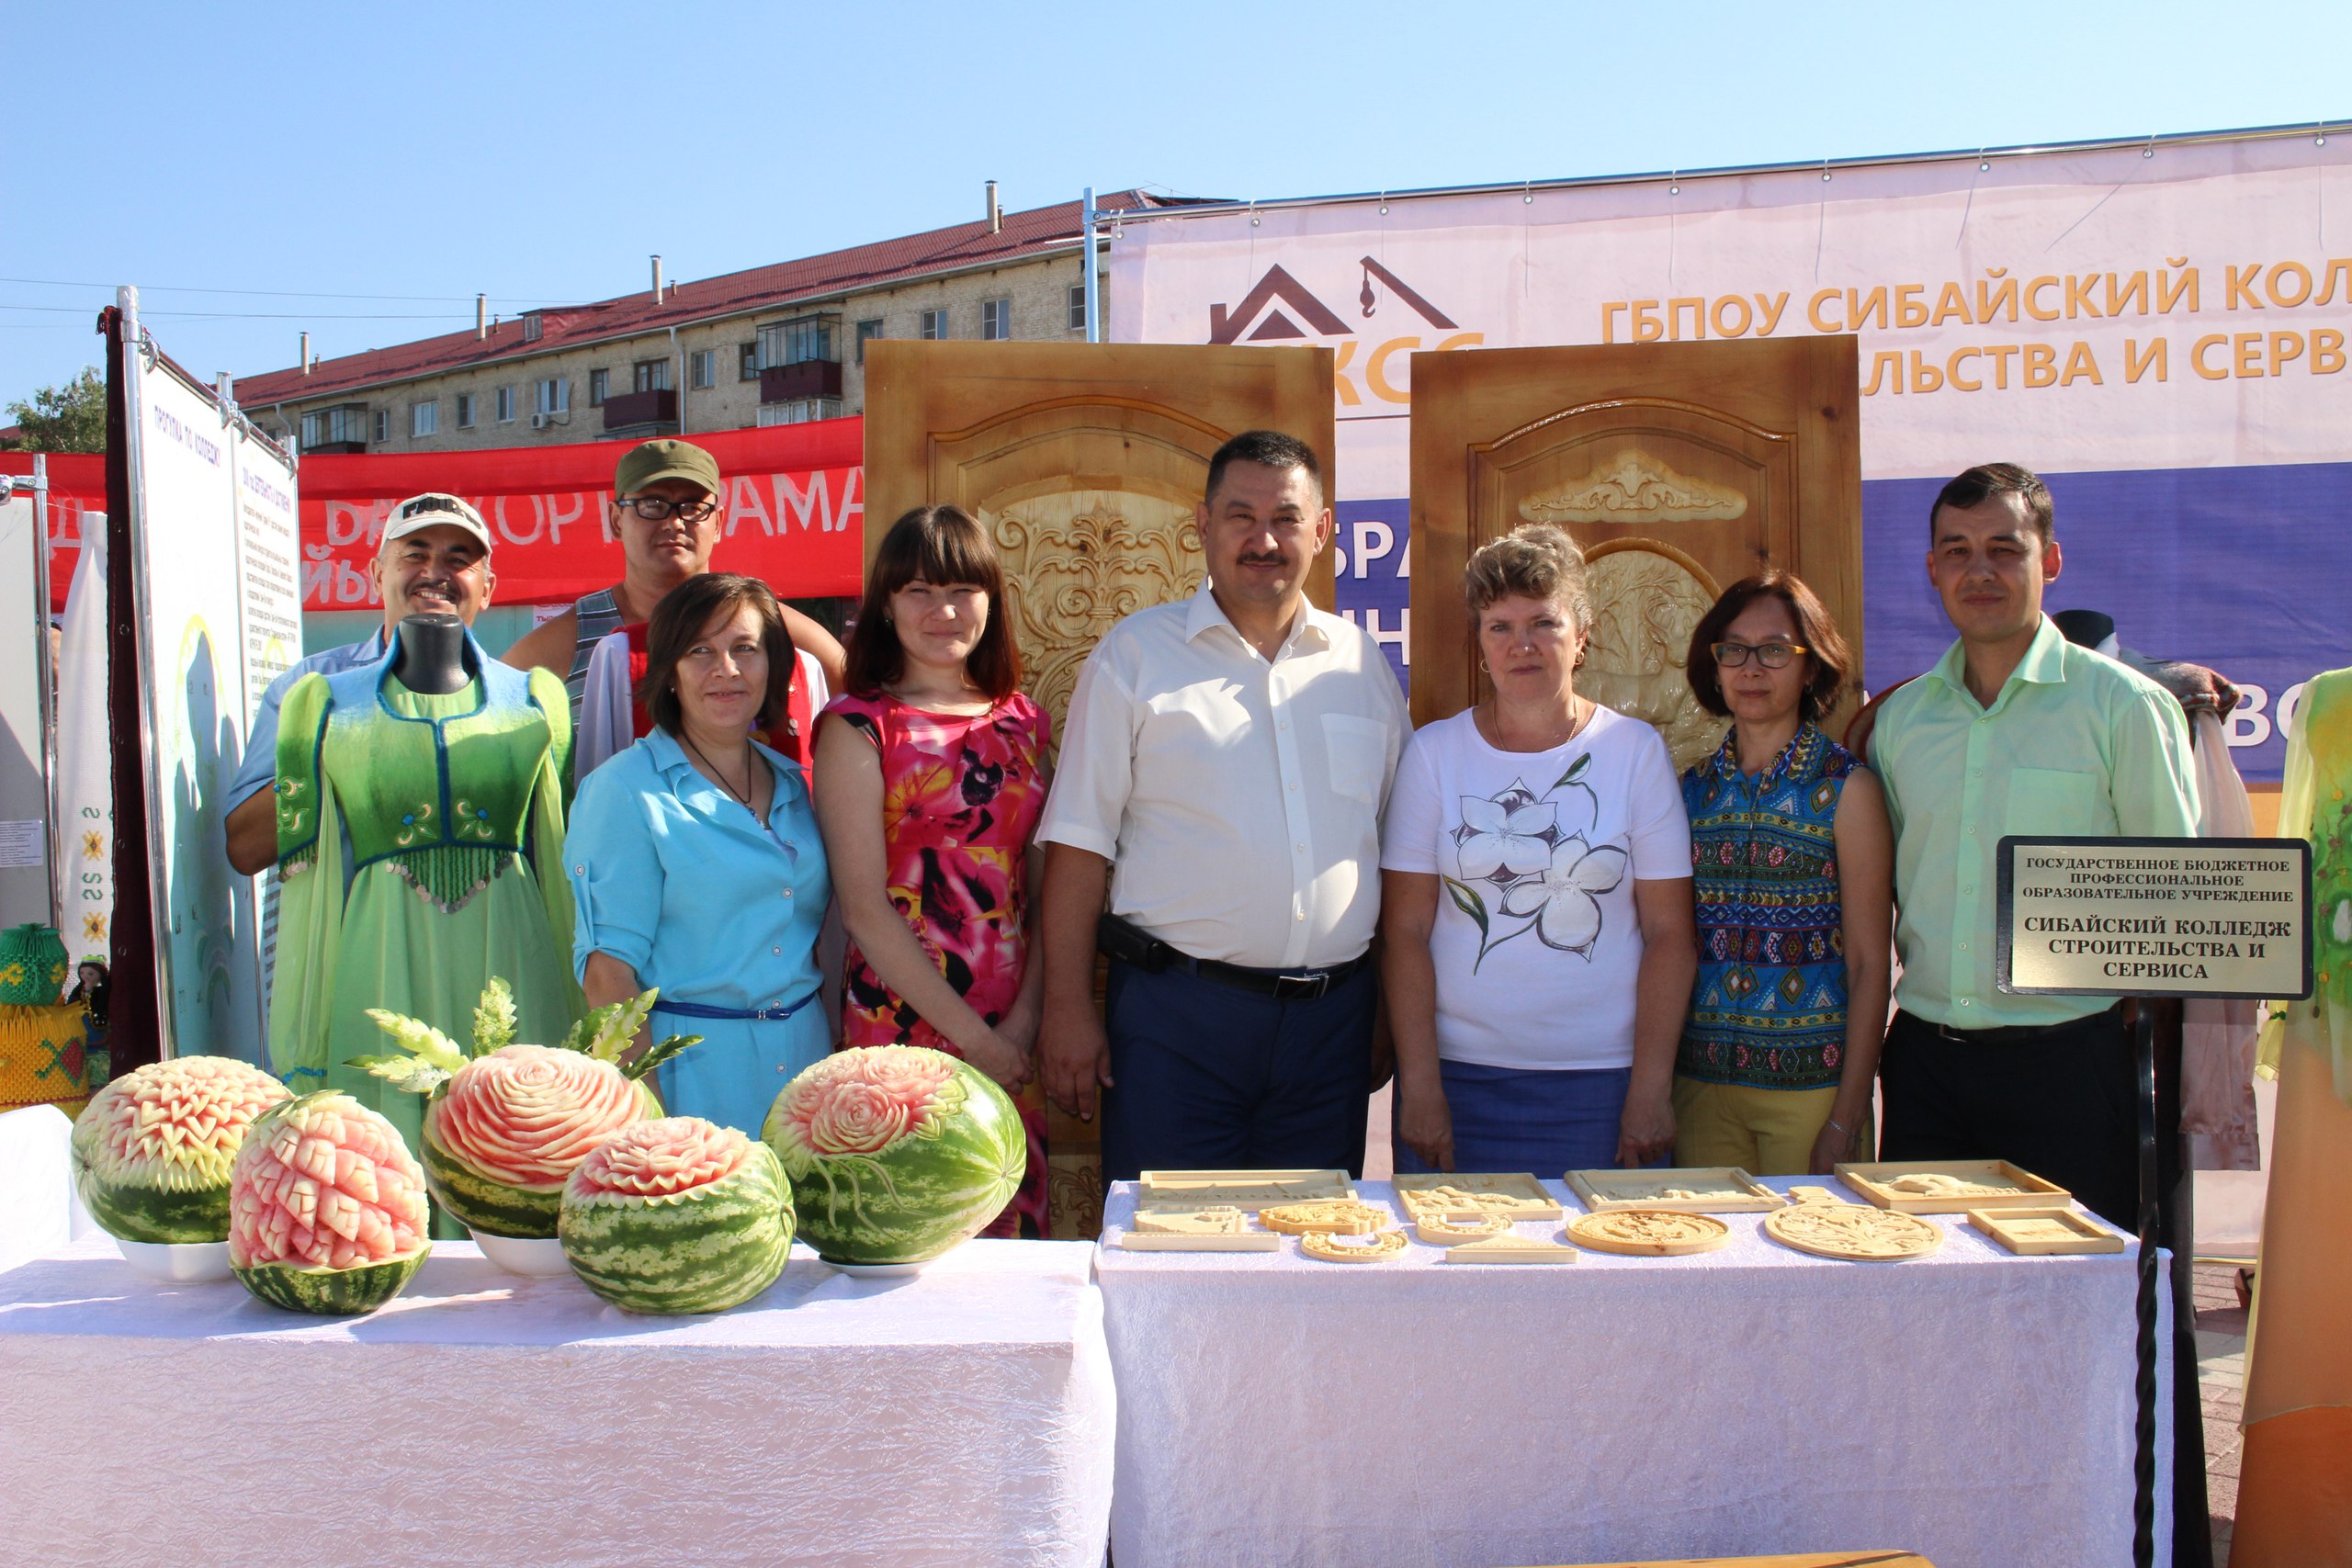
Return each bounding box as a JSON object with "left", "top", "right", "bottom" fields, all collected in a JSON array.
[{"left": 1100, "top": 957, "right": 1374, "bottom": 1182}]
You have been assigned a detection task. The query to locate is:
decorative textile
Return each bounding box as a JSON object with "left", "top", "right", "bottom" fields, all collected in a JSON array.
[
  {"left": 827, "top": 692, "right": 1051, "bottom": 1235},
  {"left": 1677, "top": 723, "right": 1855, "bottom": 1091},
  {"left": 1039, "top": 580, "right": 1408, "bottom": 969},
  {"left": 268, "top": 630, "right": 581, "bottom": 1226},
  {"left": 564, "top": 728, "right": 831, "bottom": 1138},
  {"left": 0, "top": 1235, "right": 1114, "bottom": 1568},
  {"left": 2258, "top": 668, "right": 2352, "bottom": 1098},
  {"left": 1389, "top": 1059, "right": 1627, "bottom": 1174},
  {"left": 223, "top": 629, "right": 385, "bottom": 811},
  {"left": 1379, "top": 705, "right": 1690, "bottom": 1071},
  {"left": 0, "top": 1006, "right": 86, "bottom": 1113},
  {"left": 1871, "top": 615, "right": 2199, "bottom": 1030},
  {"left": 576, "top": 622, "right": 828, "bottom": 784},
  {"left": 2181, "top": 708, "right": 2263, "bottom": 1170},
  {"left": 1098, "top": 1177, "right": 2170, "bottom": 1568}
]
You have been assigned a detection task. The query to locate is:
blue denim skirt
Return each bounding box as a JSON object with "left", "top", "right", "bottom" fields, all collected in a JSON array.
[{"left": 1393, "top": 1058, "right": 1632, "bottom": 1175}]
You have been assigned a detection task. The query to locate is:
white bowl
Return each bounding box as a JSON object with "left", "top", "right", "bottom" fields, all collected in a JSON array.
[
  {"left": 118, "top": 1239, "right": 233, "bottom": 1282},
  {"left": 470, "top": 1231, "right": 572, "bottom": 1277},
  {"left": 827, "top": 1258, "right": 926, "bottom": 1278}
]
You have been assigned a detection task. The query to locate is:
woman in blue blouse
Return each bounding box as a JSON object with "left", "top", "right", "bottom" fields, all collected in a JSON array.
[
  {"left": 1673, "top": 571, "right": 1893, "bottom": 1176},
  {"left": 565, "top": 573, "right": 831, "bottom": 1136}
]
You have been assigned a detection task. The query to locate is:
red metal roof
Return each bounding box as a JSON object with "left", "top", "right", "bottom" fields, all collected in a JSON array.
[{"left": 235, "top": 191, "right": 1193, "bottom": 409}]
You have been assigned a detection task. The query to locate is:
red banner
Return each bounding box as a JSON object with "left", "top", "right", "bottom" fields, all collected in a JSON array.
[{"left": 9, "top": 419, "right": 865, "bottom": 613}]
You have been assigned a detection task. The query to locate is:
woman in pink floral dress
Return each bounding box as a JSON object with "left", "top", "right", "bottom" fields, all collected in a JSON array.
[{"left": 812, "top": 505, "right": 1051, "bottom": 1235}]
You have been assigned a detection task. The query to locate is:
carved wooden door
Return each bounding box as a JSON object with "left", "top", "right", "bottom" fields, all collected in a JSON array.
[
  {"left": 863, "top": 340, "right": 1336, "bottom": 1238},
  {"left": 1408, "top": 338, "right": 1861, "bottom": 766}
]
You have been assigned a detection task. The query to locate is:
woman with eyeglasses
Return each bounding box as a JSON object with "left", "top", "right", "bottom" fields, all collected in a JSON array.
[{"left": 1673, "top": 571, "right": 1894, "bottom": 1175}]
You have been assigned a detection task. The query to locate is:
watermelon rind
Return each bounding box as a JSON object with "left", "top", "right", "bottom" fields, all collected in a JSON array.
[
  {"left": 559, "top": 1140, "right": 795, "bottom": 1315},
  {"left": 69, "top": 1057, "right": 289, "bottom": 1245},
  {"left": 420, "top": 1122, "right": 563, "bottom": 1240},
  {"left": 74, "top": 1165, "right": 234, "bottom": 1247},
  {"left": 232, "top": 1246, "right": 429, "bottom": 1316},
  {"left": 764, "top": 1049, "right": 1026, "bottom": 1268}
]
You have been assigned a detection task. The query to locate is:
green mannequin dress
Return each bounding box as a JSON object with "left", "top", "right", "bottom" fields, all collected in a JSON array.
[{"left": 268, "top": 637, "right": 581, "bottom": 1235}]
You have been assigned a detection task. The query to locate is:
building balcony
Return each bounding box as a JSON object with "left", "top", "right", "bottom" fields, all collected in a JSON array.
[
  {"left": 600, "top": 388, "right": 679, "bottom": 437},
  {"left": 760, "top": 359, "right": 843, "bottom": 404}
]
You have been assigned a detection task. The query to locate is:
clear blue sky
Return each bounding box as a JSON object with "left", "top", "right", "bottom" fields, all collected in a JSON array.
[{"left": 8, "top": 0, "right": 2349, "bottom": 408}]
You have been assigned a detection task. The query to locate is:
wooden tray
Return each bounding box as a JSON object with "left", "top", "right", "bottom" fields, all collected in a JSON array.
[
  {"left": 1969, "top": 1206, "right": 2125, "bottom": 1256},
  {"left": 1116, "top": 1231, "right": 1283, "bottom": 1252},
  {"left": 1392, "top": 1172, "right": 1564, "bottom": 1222},
  {"left": 1136, "top": 1169, "right": 1356, "bottom": 1210},
  {"left": 1442, "top": 1234, "right": 1577, "bottom": 1265},
  {"left": 1132, "top": 1205, "right": 1248, "bottom": 1235},
  {"left": 1835, "top": 1159, "right": 2069, "bottom": 1213},
  {"left": 1564, "top": 1210, "right": 1732, "bottom": 1256},
  {"left": 1566, "top": 1167, "right": 1785, "bottom": 1213},
  {"left": 1764, "top": 1201, "right": 1942, "bottom": 1261}
]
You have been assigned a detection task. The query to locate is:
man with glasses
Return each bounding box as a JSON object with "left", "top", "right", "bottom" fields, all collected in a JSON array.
[
  {"left": 502, "top": 438, "right": 844, "bottom": 759},
  {"left": 222, "top": 492, "right": 498, "bottom": 874}
]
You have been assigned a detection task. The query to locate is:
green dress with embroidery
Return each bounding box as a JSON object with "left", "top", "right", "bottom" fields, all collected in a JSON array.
[{"left": 270, "top": 657, "right": 582, "bottom": 1235}]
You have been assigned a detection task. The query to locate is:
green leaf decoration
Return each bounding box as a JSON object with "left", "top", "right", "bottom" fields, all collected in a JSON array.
[
  {"left": 1441, "top": 876, "right": 1491, "bottom": 942},
  {"left": 552, "top": 1006, "right": 609, "bottom": 1055},
  {"left": 470, "top": 976, "right": 517, "bottom": 1056},
  {"left": 585, "top": 989, "right": 659, "bottom": 1063},
  {"left": 1551, "top": 752, "right": 1594, "bottom": 792},
  {"left": 343, "top": 1053, "right": 453, "bottom": 1097},
  {"left": 362, "top": 1008, "right": 469, "bottom": 1075},
  {"left": 623, "top": 1032, "right": 702, "bottom": 1083}
]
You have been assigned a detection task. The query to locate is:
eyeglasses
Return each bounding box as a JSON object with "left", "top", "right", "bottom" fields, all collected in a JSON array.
[
  {"left": 618, "top": 495, "right": 719, "bottom": 524},
  {"left": 1711, "top": 640, "right": 1809, "bottom": 669}
]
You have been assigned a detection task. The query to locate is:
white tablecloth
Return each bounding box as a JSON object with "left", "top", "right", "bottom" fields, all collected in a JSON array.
[
  {"left": 0, "top": 1235, "right": 1114, "bottom": 1568},
  {"left": 1099, "top": 1178, "right": 2170, "bottom": 1568},
  {"left": 0, "top": 1103, "right": 96, "bottom": 1276}
]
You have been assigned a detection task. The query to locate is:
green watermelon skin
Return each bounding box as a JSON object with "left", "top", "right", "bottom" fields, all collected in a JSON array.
[
  {"left": 559, "top": 1129, "right": 794, "bottom": 1315},
  {"left": 70, "top": 1056, "right": 289, "bottom": 1245},
  {"left": 74, "top": 1166, "right": 231, "bottom": 1247},
  {"left": 421, "top": 1124, "right": 563, "bottom": 1240},
  {"left": 233, "top": 1250, "right": 428, "bottom": 1316},
  {"left": 764, "top": 1048, "right": 1026, "bottom": 1267}
]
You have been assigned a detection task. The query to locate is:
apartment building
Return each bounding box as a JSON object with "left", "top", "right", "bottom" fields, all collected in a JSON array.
[{"left": 235, "top": 189, "right": 1188, "bottom": 456}]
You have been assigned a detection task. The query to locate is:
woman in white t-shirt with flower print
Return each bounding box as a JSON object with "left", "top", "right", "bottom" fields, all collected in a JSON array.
[{"left": 1381, "top": 525, "right": 1698, "bottom": 1174}]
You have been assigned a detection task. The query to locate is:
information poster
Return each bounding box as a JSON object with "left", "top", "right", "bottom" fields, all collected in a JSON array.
[
  {"left": 127, "top": 343, "right": 301, "bottom": 1060},
  {"left": 0, "top": 494, "right": 48, "bottom": 930}
]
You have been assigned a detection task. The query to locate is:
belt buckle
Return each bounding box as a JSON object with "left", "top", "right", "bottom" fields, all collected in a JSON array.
[{"left": 1272, "top": 971, "right": 1330, "bottom": 1002}]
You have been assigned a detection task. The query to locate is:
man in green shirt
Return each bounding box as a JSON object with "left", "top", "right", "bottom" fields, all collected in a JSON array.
[{"left": 1870, "top": 463, "right": 2199, "bottom": 1226}]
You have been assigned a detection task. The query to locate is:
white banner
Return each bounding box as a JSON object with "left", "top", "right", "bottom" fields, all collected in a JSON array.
[
  {"left": 51, "top": 513, "right": 112, "bottom": 964},
  {"left": 126, "top": 342, "right": 301, "bottom": 1061},
  {"left": 1111, "top": 131, "right": 2352, "bottom": 781},
  {"left": 0, "top": 495, "right": 48, "bottom": 931}
]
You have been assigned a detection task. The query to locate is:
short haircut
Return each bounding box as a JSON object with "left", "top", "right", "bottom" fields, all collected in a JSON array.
[
  {"left": 1463, "top": 524, "right": 1592, "bottom": 634},
  {"left": 1684, "top": 570, "right": 1853, "bottom": 723},
  {"left": 1204, "top": 429, "right": 1323, "bottom": 507},
  {"left": 1931, "top": 462, "right": 2052, "bottom": 541},
  {"left": 843, "top": 505, "right": 1021, "bottom": 701},
  {"left": 639, "top": 572, "right": 797, "bottom": 735}
]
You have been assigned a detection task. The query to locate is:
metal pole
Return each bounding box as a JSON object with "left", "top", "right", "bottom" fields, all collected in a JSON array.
[
  {"left": 1082, "top": 186, "right": 1101, "bottom": 344},
  {"left": 2132, "top": 999, "right": 2160, "bottom": 1568},
  {"left": 28, "top": 454, "right": 59, "bottom": 921}
]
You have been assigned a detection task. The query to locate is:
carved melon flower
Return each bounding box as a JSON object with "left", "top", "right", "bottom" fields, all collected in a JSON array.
[
  {"left": 1453, "top": 782, "right": 1558, "bottom": 886},
  {"left": 770, "top": 1047, "right": 961, "bottom": 1165},
  {"left": 1498, "top": 833, "right": 1628, "bottom": 956}
]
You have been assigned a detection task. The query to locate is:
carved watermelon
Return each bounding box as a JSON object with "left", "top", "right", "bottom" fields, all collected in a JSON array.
[
  {"left": 421, "top": 1044, "right": 645, "bottom": 1239},
  {"left": 559, "top": 1117, "right": 793, "bottom": 1314},
  {"left": 763, "top": 1046, "right": 1024, "bottom": 1267},
  {"left": 71, "top": 1056, "right": 289, "bottom": 1244},
  {"left": 228, "top": 1091, "right": 431, "bottom": 1314}
]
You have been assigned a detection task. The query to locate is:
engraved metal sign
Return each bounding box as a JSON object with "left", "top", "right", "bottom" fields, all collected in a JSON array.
[{"left": 1997, "top": 836, "right": 2312, "bottom": 999}]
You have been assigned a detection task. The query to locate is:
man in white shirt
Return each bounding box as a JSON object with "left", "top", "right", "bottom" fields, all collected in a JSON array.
[{"left": 1035, "top": 431, "right": 1409, "bottom": 1179}]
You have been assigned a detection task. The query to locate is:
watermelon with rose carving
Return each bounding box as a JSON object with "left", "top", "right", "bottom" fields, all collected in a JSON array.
[
  {"left": 228, "top": 1091, "right": 432, "bottom": 1314},
  {"left": 71, "top": 1056, "right": 290, "bottom": 1244},
  {"left": 558, "top": 1117, "right": 794, "bottom": 1314},
  {"left": 419, "top": 1045, "right": 647, "bottom": 1238},
  {"left": 763, "top": 1045, "right": 1024, "bottom": 1266}
]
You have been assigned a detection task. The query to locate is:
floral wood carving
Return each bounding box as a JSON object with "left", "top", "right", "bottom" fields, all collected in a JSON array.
[
  {"left": 983, "top": 488, "right": 1204, "bottom": 752},
  {"left": 1577, "top": 547, "right": 1724, "bottom": 774},
  {"left": 1518, "top": 449, "right": 1749, "bottom": 525}
]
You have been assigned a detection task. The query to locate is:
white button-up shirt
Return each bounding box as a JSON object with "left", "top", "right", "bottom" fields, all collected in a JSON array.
[{"left": 1039, "top": 581, "right": 1408, "bottom": 969}]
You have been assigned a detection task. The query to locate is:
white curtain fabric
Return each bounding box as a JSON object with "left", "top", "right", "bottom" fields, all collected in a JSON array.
[
  {"left": 0, "top": 1105, "right": 96, "bottom": 1277},
  {"left": 49, "top": 516, "right": 111, "bottom": 959},
  {"left": 1, "top": 1235, "right": 1114, "bottom": 1567},
  {"left": 1100, "top": 1179, "right": 2168, "bottom": 1568}
]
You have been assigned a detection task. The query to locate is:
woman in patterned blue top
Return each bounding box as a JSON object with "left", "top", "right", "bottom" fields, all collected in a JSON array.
[{"left": 1673, "top": 572, "right": 1894, "bottom": 1175}]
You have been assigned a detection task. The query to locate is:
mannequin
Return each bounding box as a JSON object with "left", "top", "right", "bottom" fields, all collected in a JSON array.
[{"left": 390, "top": 613, "right": 471, "bottom": 695}]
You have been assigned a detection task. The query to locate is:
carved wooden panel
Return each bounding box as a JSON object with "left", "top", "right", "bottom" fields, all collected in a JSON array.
[
  {"left": 1410, "top": 339, "right": 1862, "bottom": 761},
  {"left": 863, "top": 342, "right": 1335, "bottom": 1240}
]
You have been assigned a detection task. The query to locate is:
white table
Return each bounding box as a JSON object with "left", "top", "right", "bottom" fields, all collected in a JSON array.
[
  {"left": 1098, "top": 1177, "right": 2170, "bottom": 1568},
  {"left": 0, "top": 1103, "right": 96, "bottom": 1276},
  {"left": 0, "top": 1235, "right": 1114, "bottom": 1568}
]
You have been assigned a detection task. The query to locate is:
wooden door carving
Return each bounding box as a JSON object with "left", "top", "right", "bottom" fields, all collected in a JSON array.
[
  {"left": 1409, "top": 339, "right": 1861, "bottom": 768},
  {"left": 864, "top": 341, "right": 1336, "bottom": 1237}
]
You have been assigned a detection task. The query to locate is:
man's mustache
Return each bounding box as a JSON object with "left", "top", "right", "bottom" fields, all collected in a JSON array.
[{"left": 1237, "top": 552, "right": 1290, "bottom": 568}]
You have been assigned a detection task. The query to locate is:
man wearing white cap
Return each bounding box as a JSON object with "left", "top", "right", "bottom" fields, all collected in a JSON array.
[{"left": 223, "top": 491, "right": 497, "bottom": 874}]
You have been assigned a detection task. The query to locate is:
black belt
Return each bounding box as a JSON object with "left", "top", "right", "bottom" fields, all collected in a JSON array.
[
  {"left": 1098, "top": 913, "right": 1371, "bottom": 1001},
  {"left": 1902, "top": 1001, "right": 2122, "bottom": 1048}
]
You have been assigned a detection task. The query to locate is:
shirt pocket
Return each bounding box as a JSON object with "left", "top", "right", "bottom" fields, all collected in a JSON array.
[
  {"left": 2005, "top": 766, "right": 2112, "bottom": 836},
  {"left": 1321, "top": 713, "right": 1392, "bottom": 805}
]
